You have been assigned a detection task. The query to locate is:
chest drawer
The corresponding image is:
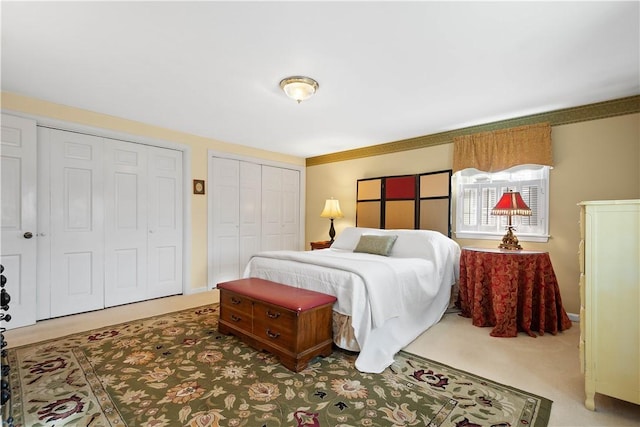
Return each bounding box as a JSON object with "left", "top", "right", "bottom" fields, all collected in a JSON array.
[
  {"left": 220, "top": 290, "right": 252, "bottom": 316},
  {"left": 219, "top": 306, "right": 252, "bottom": 333},
  {"left": 253, "top": 301, "right": 297, "bottom": 331},
  {"left": 253, "top": 301, "right": 297, "bottom": 348},
  {"left": 253, "top": 317, "right": 296, "bottom": 349}
]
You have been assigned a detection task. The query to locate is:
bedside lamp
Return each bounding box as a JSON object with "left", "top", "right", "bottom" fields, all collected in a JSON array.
[
  {"left": 491, "top": 191, "right": 532, "bottom": 250},
  {"left": 320, "top": 198, "right": 343, "bottom": 243}
]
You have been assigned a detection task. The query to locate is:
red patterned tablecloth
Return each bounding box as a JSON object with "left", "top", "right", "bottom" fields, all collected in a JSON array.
[{"left": 457, "top": 247, "right": 572, "bottom": 337}]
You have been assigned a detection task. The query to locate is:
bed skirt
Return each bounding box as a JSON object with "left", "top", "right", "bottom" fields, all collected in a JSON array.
[{"left": 332, "top": 312, "right": 360, "bottom": 352}]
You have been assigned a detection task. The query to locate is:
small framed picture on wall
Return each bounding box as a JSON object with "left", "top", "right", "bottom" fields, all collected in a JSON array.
[{"left": 193, "top": 179, "right": 205, "bottom": 195}]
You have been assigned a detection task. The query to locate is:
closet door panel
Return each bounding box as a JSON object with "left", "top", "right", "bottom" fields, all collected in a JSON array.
[
  {"left": 211, "top": 158, "right": 240, "bottom": 285},
  {"left": 261, "top": 166, "right": 281, "bottom": 251},
  {"left": 280, "top": 167, "right": 300, "bottom": 250},
  {"left": 261, "top": 166, "right": 299, "bottom": 251},
  {"left": 147, "top": 147, "right": 183, "bottom": 298},
  {"left": 239, "top": 161, "right": 261, "bottom": 274},
  {"left": 104, "top": 141, "right": 148, "bottom": 307},
  {"left": 49, "top": 130, "right": 105, "bottom": 317}
]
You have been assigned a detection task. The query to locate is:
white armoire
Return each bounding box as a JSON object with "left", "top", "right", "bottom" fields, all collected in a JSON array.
[
  {"left": 578, "top": 200, "right": 640, "bottom": 410},
  {"left": 209, "top": 156, "right": 301, "bottom": 287}
]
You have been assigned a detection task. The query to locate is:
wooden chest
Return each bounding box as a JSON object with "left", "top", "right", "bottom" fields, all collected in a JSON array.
[{"left": 217, "top": 278, "right": 337, "bottom": 372}]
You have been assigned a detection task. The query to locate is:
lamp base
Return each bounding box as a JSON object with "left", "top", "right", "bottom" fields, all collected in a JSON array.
[
  {"left": 498, "top": 226, "right": 523, "bottom": 250},
  {"left": 328, "top": 219, "right": 336, "bottom": 243}
]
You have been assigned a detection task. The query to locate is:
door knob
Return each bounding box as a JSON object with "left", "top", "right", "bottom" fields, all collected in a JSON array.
[{"left": 23, "top": 232, "right": 33, "bottom": 239}]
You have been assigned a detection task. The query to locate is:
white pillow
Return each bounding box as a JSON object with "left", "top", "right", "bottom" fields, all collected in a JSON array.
[
  {"left": 331, "top": 227, "right": 384, "bottom": 251},
  {"left": 332, "top": 227, "right": 451, "bottom": 261},
  {"left": 388, "top": 229, "right": 444, "bottom": 259}
]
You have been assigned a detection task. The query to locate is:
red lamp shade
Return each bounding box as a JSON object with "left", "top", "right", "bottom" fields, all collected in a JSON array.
[{"left": 491, "top": 191, "right": 532, "bottom": 217}]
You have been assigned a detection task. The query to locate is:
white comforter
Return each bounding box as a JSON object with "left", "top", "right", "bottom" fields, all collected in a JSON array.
[{"left": 242, "top": 227, "right": 461, "bottom": 373}]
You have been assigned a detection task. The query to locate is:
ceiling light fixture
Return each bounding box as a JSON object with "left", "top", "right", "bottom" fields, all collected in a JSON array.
[{"left": 279, "top": 76, "right": 319, "bottom": 103}]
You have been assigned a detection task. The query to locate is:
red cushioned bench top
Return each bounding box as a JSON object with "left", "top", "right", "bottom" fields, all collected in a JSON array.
[{"left": 217, "top": 278, "right": 337, "bottom": 312}]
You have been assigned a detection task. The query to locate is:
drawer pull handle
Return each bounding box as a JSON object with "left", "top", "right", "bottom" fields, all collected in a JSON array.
[
  {"left": 266, "top": 329, "right": 280, "bottom": 339},
  {"left": 266, "top": 310, "right": 280, "bottom": 319},
  {"left": 231, "top": 297, "right": 242, "bottom": 305},
  {"left": 230, "top": 314, "right": 241, "bottom": 322}
]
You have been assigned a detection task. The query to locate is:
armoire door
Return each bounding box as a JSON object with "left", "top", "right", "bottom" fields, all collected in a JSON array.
[
  {"left": 49, "top": 129, "right": 105, "bottom": 317},
  {"left": 0, "top": 114, "right": 38, "bottom": 329},
  {"left": 261, "top": 165, "right": 300, "bottom": 251}
]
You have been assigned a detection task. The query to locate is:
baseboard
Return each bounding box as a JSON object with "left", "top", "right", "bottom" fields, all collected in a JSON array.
[
  {"left": 567, "top": 312, "right": 580, "bottom": 323},
  {"left": 184, "top": 286, "right": 208, "bottom": 295}
]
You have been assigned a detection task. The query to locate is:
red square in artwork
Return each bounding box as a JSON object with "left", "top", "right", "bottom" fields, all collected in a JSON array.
[{"left": 385, "top": 176, "right": 416, "bottom": 199}]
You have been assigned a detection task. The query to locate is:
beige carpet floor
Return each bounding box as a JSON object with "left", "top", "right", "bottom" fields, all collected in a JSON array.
[{"left": 5, "top": 290, "right": 640, "bottom": 426}]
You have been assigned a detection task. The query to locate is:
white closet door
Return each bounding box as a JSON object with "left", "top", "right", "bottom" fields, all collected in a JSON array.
[
  {"left": 262, "top": 166, "right": 300, "bottom": 251},
  {"left": 239, "top": 161, "right": 262, "bottom": 274},
  {"left": 211, "top": 157, "right": 240, "bottom": 285},
  {"left": 0, "top": 114, "right": 37, "bottom": 329},
  {"left": 49, "top": 129, "right": 105, "bottom": 317},
  {"left": 104, "top": 141, "right": 148, "bottom": 307},
  {"left": 147, "top": 147, "right": 183, "bottom": 298},
  {"left": 280, "top": 167, "right": 300, "bottom": 250}
]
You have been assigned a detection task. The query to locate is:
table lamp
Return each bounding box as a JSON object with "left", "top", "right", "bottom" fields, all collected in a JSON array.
[
  {"left": 491, "top": 191, "right": 532, "bottom": 250},
  {"left": 320, "top": 198, "right": 343, "bottom": 242}
]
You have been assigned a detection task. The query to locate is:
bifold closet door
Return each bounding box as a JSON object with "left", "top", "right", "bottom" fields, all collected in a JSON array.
[
  {"left": 261, "top": 166, "right": 299, "bottom": 251},
  {"left": 211, "top": 157, "right": 241, "bottom": 285},
  {"left": 49, "top": 130, "right": 105, "bottom": 317},
  {"left": 147, "top": 147, "right": 183, "bottom": 299},
  {"left": 238, "top": 161, "right": 262, "bottom": 276},
  {"left": 210, "top": 157, "right": 261, "bottom": 285},
  {"left": 104, "top": 141, "right": 149, "bottom": 307},
  {"left": 105, "top": 143, "right": 183, "bottom": 304},
  {"left": 48, "top": 129, "right": 183, "bottom": 315}
]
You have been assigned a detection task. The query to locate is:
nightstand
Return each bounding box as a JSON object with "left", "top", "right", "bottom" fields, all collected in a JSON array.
[
  {"left": 310, "top": 240, "right": 332, "bottom": 250},
  {"left": 457, "top": 247, "right": 571, "bottom": 337}
]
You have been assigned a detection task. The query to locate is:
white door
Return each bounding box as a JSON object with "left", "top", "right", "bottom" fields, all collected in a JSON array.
[
  {"left": 210, "top": 158, "right": 262, "bottom": 286},
  {"left": 211, "top": 157, "right": 240, "bottom": 285},
  {"left": 104, "top": 141, "right": 148, "bottom": 306},
  {"left": 147, "top": 147, "right": 183, "bottom": 298},
  {"left": 49, "top": 129, "right": 105, "bottom": 317},
  {"left": 0, "top": 114, "right": 37, "bottom": 329},
  {"left": 280, "top": 167, "right": 300, "bottom": 250},
  {"left": 262, "top": 166, "right": 300, "bottom": 251},
  {"left": 239, "top": 161, "right": 262, "bottom": 274}
]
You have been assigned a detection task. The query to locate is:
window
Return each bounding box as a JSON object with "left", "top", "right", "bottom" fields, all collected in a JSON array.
[{"left": 454, "top": 165, "right": 550, "bottom": 242}]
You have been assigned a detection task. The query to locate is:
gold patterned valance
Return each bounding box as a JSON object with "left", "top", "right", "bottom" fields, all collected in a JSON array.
[{"left": 453, "top": 122, "right": 553, "bottom": 173}]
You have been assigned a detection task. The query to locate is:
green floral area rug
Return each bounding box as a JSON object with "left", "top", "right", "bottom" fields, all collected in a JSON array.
[{"left": 6, "top": 304, "right": 551, "bottom": 427}]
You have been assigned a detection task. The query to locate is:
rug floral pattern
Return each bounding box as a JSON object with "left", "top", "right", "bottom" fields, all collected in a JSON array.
[{"left": 7, "top": 304, "right": 551, "bottom": 427}]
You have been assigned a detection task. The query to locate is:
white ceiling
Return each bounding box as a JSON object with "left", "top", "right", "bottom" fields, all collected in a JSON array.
[{"left": 2, "top": 1, "right": 638, "bottom": 158}]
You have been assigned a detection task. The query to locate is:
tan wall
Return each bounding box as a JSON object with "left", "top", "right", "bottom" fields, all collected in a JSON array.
[
  {"left": 1, "top": 92, "right": 305, "bottom": 290},
  {"left": 4, "top": 91, "right": 638, "bottom": 311},
  {"left": 306, "top": 113, "right": 640, "bottom": 313}
]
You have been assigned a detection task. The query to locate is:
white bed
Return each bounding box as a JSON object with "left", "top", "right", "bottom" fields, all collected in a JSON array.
[{"left": 243, "top": 227, "right": 461, "bottom": 373}]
